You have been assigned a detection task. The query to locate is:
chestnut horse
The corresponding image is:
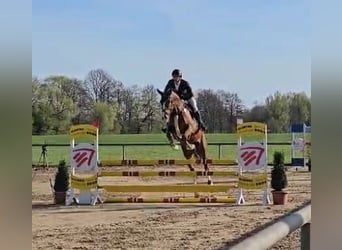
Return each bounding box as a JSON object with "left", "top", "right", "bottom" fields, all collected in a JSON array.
[{"left": 157, "top": 89, "right": 212, "bottom": 184}]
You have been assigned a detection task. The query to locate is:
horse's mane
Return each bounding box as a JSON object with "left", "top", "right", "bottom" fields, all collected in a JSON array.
[{"left": 168, "top": 91, "right": 183, "bottom": 107}]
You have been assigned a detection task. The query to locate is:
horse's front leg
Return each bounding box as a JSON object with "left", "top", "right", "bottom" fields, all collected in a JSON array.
[
  {"left": 166, "top": 130, "right": 173, "bottom": 143},
  {"left": 165, "top": 128, "right": 180, "bottom": 150}
]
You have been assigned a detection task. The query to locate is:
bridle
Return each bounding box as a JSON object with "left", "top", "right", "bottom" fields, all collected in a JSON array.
[{"left": 162, "top": 92, "right": 185, "bottom": 123}]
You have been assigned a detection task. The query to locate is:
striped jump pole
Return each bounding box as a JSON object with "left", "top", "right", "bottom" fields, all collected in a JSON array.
[
  {"left": 100, "top": 184, "right": 235, "bottom": 203},
  {"left": 105, "top": 197, "right": 237, "bottom": 203},
  {"left": 99, "top": 170, "right": 238, "bottom": 177},
  {"left": 99, "top": 184, "right": 234, "bottom": 193},
  {"left": 99, "top": 159, "right": 237, "bottom": 167}
]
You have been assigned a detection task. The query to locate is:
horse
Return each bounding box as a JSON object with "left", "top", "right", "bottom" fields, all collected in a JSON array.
[{"left": 157, "top": 89, "right": 212, "bottom": 185}]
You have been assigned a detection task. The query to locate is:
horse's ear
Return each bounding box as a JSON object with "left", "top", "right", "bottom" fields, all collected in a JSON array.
[{"left": 157, "top": 89, "right": 163, "bottom": 96}]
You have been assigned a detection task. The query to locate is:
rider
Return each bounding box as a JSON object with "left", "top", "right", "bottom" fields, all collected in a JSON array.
[{"left": 160, "top": 69, "right": 207, "bottom": 133}]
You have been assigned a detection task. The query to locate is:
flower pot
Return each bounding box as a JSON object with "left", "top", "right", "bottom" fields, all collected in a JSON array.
[
  {"left": 54, "top": 191, "right": 66, "bottom": 204},
  {"left": 271, "top": 190, "right": 289, "bottom": 205}
]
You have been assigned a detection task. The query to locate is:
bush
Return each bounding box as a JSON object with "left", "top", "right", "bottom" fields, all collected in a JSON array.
[
  {"left": 271, "top": 151, "right": 288, "bottom": 191},
  {"left": 53, "top": 160, "right": 69, "bottom": 192}
]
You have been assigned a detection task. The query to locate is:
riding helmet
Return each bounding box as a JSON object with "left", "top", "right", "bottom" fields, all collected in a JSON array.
[{"left": 172, "top": 69, "right": 182, "bottom": 77}]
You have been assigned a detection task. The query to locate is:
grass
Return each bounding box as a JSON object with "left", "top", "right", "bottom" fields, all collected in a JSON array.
[{"left": 32, "top": 133, "right": 311, "bottom": 166}]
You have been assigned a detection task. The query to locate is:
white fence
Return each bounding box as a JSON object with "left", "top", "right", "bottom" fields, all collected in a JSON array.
[{"left": 228, "top": 203, "right": 311, "bottom": 250}]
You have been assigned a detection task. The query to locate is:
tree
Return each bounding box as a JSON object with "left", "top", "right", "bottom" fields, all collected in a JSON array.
[
  {"left": 132, "top": 84, "right": 161, "bottom": 133},
  {"left": 32, "top": 79, "right": 77, "bottom": 134},
  {"left": 84, "top": 69, "right": 114, "bottom": 103},
  {"left": 218, "top": 91, "right": 244, "bottom": 132},
  {"left": 43, "top": 75, "right": 92, "bottom": 124},
  {"left": 197, "top": 89, "right": 226, "bottom": 133},
  {"left": 265, "top": 91, "right": 290, "bottom": 132},
  {"left": 32, "top": 77, "right": 47, "bottom": 134},
  {"left": 243, "top": 105, "right": 270, "bottom": 123},
  {"left": 32, "top": 72, "right": 311, "bottom": 135},
  {"left": 91, "top": 102, "right": 118, "bottom": 133},
  {"left": 288, "top": 92, "right": 311, "bottom": 125},
  {"left": 46, "top": 83, "right": 78, "bottom": 134}
]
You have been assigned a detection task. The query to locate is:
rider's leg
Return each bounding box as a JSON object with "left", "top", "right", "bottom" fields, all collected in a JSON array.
[{"left": 187, "top": 97, "right": 207, "bottom": 130}]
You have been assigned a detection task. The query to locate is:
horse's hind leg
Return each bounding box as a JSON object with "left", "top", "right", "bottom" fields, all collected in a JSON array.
[
  {"left": 188, "top": 164, "right": 194, "bottom": 171},
  {"left": 186, "top": 159, "right": 198, "bottom": 197},
  {"left": 195, "top": 138, "right": 212, "bottom": 185},
  {"left": 188, "top": 163, "right": 200, "bottom": 198},
  {"left": 181, "top": 142, "right": 199, "bottom": 196},
  {"left": 188, "top": 163, "right": 197, "bottom": 189},
  {"left": 204, "top": 162, "right": 212, "bottom": 185}
]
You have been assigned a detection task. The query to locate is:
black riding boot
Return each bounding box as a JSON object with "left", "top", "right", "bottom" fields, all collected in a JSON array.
[{"left": 194, "top": 111, "right": 207, "bottom": 131}]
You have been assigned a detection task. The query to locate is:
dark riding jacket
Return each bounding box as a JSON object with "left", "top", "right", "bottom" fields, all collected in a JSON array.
[{"left": 163, "top": 79, "right": 194, "bottom": 101}]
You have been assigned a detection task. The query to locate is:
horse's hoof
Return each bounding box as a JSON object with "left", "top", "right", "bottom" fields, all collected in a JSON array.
[{"left": 171, "top": 144, "right": 179, "bottom": 150}]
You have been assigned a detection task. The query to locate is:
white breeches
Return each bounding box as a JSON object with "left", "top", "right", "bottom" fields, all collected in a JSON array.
[{"left": 187, "top": 97, "right": 199, "bottom": 112}]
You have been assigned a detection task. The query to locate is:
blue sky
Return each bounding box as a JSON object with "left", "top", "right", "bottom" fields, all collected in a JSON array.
[{"left": 32, "top": 0, "right": 310, "bottom": 107}]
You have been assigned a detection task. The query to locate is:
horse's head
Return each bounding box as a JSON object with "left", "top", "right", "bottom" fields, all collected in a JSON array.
[{"left": 157, "top": 88, "right": 183, "bottom": 122}]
